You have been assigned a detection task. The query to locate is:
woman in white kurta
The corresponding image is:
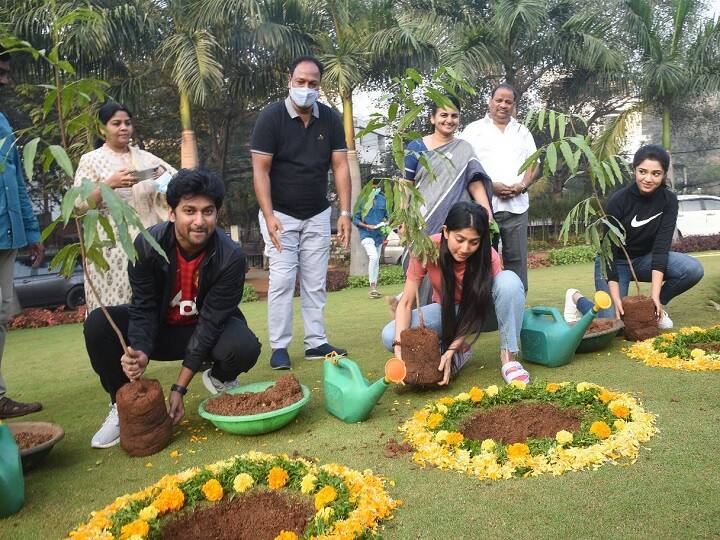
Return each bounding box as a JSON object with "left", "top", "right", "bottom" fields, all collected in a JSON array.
[{"left": 74, "top": 102, "right": 177, "bottom": 312}]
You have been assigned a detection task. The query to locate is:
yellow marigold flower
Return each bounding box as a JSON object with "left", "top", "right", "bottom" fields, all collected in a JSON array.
[
  {"left": 435, "top": 430, "right": 449, "bottom": 442},
  {"left": 426, "top": 413, "right": 443, "bottom": 429},
  {"left": 438, "top": 397, "right": 454, "bottom": 406},
  {"left": 233, "top": 473, "right": 254, "bottom": 493},
  {"left": 152, "top": 486, "right": 184, "bottom": 513},
  {"left": 138, "top": 505, "right": 159, "bottom": 521},
  {"left": 576, "top": 382, "right": 593, "bottom": 392},
  {"left": 469, "top": 387, "right": 485, "bottom": 402},
  {"left": 274, "top": 531, "right": 298, "bottom": 540},
  {"left": 597, "top": 389, "right": 613, "bottom": 403},
  {"left": 119, "top": 519, "right": 149, "bottom": 540},
  {"left": 486, "top": 385, "right": 499, "bottom": 397},
  {"left": 506, "top": 443, "right": 530, "bottom": 459},
  {"left": 202, "top": 478, "right": 224, "bottom": 502},
  {"left": 509, "top": 380, "right": 526, "bottom": 390},
  {"left": 268, "top": 467, "right": 289, "bottom": 490},
  {"left": 314, "top": 485, "right": 337, "bottom": 510},
  {"left": 169, "top": 450, "right": 179, "bottom": 458},
  {"left": 546, "top": 383, "right": 561, "bottom": 393},
  {"left": 413, "top": 409, "right": 429, "bottom": 423},
  {"left": 446, "top": 432, "right": 464, "bottom": 446},
  {"left": 610, "top": 404, "right": 630, "bottom": 419},
  {"left": 555, "top": 430, "right": 573, "bottom": 445},
  {"left": 690, "top": 348, "right": 705, "bottom": 359},
  {"left": 614, "top": 419, "right": 627, "bottom": 431},
  {"left": 456, "top": 392, "right": 471, "bottom": 401},
  {"left": 480, "top": 439, "right": 496, "bottom": 452},
  {"left": 436, "top": 403, "right": 448, "bottom": 414},
  {"left": 300, "top": 473, "right": 317, "bottom": 494},
  {"left": 316, "top": 506, "right": 334, "bottom": 522},
  {"left": 590, "top": 421, "right": 612, "bottom": 439}
]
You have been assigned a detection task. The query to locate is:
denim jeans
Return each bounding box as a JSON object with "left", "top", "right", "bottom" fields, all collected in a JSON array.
[
  {"left": 381, "top": 270, "right": 525, "bottom": 374},
  {"left": 585, "top": 253, "right": 704, "bottom": 318},
  {"left": 361, "top": 237, "right": 382, "bottom": 285}
]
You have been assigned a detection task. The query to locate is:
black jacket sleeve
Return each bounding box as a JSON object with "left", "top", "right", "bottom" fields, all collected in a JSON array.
[
  {"left": 650, "top": 194, "right": 678, "bottom": 274},
  {"left": 182, "top": 249, "right": 246, "bottom": 371},
  {"left": 127, "top": 234, "right": 161, "bottom": 356}
]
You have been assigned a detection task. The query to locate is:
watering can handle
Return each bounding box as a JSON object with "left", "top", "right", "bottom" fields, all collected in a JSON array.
[
  {"left": 530, "top": 306, "right": 563, "bottom": 321},
  {"left": 334, "top": 357, "right": 367, "bottom": 384}
]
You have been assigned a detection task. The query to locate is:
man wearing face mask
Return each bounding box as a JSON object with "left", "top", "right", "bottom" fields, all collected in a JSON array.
[{"left": 251, "top": 55, "right": 352, "bottom": 370}]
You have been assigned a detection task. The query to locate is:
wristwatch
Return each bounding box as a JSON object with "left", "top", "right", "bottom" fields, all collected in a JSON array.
[
  {"left": 520, "top": 182, "right": 528, "bottom": 194},
  {"left": 170, "top": 383, "right": 187, "bottom": 395},
  {"left": 340, "top": 210, "right": 352, "bottom": 218}
]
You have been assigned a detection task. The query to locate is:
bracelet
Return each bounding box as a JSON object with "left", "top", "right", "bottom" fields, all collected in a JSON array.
[
  {"left": 520, "top": 182, "right": 528, "bottom": 193},
  {"left": 170, "top": 383, "right": 187, "bottom": 396},
  {"left": 340, "top": 210, "right": 352, "bottom": 218}
]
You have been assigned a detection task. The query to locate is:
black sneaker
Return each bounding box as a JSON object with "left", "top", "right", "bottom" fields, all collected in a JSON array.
[
  {"left": 270, "top": 348, "right": 291, "bottom": 370},
  {"left": 305, "top": 343, "right": 347, "bottom": 360}
]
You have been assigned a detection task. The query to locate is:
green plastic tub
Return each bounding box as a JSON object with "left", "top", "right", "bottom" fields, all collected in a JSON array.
[
  {"left": 576, "top": 320, "right": 624, "bottom": 353},
  {"left": 198, "top": 381, "right": 311, "bottom": 435}
]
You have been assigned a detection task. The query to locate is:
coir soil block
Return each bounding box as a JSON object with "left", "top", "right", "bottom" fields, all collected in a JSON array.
[
  {"left": 116, "top": 378, "right": 172, "bottom": 457},
  {"left": 622, "top": 295, "right": 658, "bottom": 341},
  {"left": 584, "top": 318, "right": 616, "bottom": 336},
  {"left": 460, "top": 402, "right": 582, "bottom": 444},
  {"left": 13, "top": 431, "right": 52, "bottom": 451},
  {"left": 689, "top": 342, "right": 720, "bottom": 353},
  {"left": 401, "top": 326, "right": 443, "bottom": 385},
  {"left": 204, "top": 374, "right": 303, "bottom": 416},
  {"left": 161, "top": 490, "right": 314, "bottom": 540}
]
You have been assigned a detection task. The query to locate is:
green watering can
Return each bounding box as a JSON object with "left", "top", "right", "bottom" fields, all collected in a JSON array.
[
  {"left": 323, "top": 354, "right": 406, "bottom": 423},
  {"left": 0, "top": 421, "right": 24, "bottom": 517},
  {"left": 520, "top": 291, "right": 612, "bottom": 368}
]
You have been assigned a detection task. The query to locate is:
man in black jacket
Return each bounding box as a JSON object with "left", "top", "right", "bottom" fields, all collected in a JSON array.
[{"left": 84, "top": 169, "right": 261, "bottom": 449}]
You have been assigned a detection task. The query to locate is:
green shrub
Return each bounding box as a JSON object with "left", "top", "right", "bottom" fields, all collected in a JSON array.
[
  {"left": 346, "top": 265, "right": 406, "bottom": 289},
  {"left": 528, "top": 240, "right": 552, "bottom": 252},
  {"left": 346, "top": 275, "right": 369, "bottom": 288},
  {"left": 548, "top": 245, "right": 596, "bottom": 265},
  {"left": 242, "top": 283, "right": 258, "bottom": 302}
]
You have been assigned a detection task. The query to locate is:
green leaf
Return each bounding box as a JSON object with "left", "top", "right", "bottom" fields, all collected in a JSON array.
[
  {"left": 388, "top": 102, "right": 399, "bottom": 122},
  {"left": 83, "top": 209, "right": 99, "bottom": 249},
  {"left": 609, "top": 157, "right": 624, "bottom": 184},
  {"left": 559, "top": 140, "right": 576, "bottom": 172},
  {"left": 558, "top": 113, "right": 566, "bottom": 139},
  {"left": 524, "top": 110, "right": 535, "bottom": 128},
  {"left": 85, "top": 246, "right": 110, "bottom": 273},
  {"left": 97, "top": 214, "right": 116, "bottom": 244},
  {"left": 139, "top": 228, "right": 168, "bottom": 263},
  {"left": 41, "top": 219, "right": 60, "bottom": 242},
  {"left": 60, "top": 187, "right": 81, "bottom": 224},
  {"left": 56, "top": 60, "right": 75, "bottom": 74},
  {"left": 22, "top": 138, "right": 40, "bottom": 182},
  {"left": 518, "top": 147, "right": 543, "bottom": 175},
  {"left": 537, "top": 109, "right": 546, "bottom": 131},
  {"left": 549, "top": 110, "right": 556, "bottom": 138},
  {"left": 405, "top": 68, "right": 422, "bottom": 84},
  {"left": 48, "top": 145, "right": 74, "bottom": 178},
  {"left": 546, "top": 143, "right": 558, "bottom": 174},
  {"left": 391, "top": 135, "right": 404, "bottom": 173}
]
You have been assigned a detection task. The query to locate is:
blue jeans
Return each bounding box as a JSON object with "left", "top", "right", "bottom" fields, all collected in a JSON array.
[
  {"left": 381, "top": 270, "right": 525, "bottom": 373},
  {"left": 583, "top": 253, "right": 704, "bottom": 318}
]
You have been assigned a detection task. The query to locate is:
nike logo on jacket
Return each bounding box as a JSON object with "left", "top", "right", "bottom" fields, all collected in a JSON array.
[{"left": 630, "top": 212, "right": 663, "bottom": 227}]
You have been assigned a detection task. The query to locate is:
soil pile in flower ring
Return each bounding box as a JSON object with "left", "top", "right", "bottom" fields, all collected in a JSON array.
[
  {"left": 116, "top": 378, "right": 172, "bottom": 457},
  {"left": 689, "top": 342, "right": 720, "bottom": 353},
  {"left": 622, "top": 295, "right": 658, "bottom": 341},
  {"left": 204, "top": 374, "right": 303, "bottom": 416},
  {"left": 161, "top": 490, "right": 314, "bottom": 540},
  {"left": 460, "top": 402, "right": 582, "bottom": 444},
  {"left": 13, "top": 431, "right": 53, "bottom": 450},
  {"left": 384, "top": 437, "right": 413, "bottom": 458},
  {"left": 584, "top": 318, "right": 616, "bottom": 336},
  {"left": 401, "top": 327, "right": 443, "bottom": 385}
]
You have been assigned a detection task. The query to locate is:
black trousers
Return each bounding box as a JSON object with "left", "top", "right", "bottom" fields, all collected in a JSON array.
[{"left": 84, "top": 305, "right": 261, "bottom": 401}]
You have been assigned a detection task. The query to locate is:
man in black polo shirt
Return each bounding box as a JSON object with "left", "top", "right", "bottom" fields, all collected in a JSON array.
[{"left": 251, "top": 55, "right": 352, "bottom": 369}]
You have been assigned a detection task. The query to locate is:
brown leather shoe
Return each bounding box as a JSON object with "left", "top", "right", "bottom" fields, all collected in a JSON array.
[{"left": 0, "top": 396, "right": 43, "bottom": 419}]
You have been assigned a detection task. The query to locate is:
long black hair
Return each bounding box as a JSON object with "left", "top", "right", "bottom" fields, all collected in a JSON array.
[{"left": 439, "top": 202, "right": 493, "bottom": 350}]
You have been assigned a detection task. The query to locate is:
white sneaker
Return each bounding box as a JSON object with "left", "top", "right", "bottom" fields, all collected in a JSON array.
[
  {"left": 91, "top": 403, "right": 120, "bottom": 448},
  {"left": 202, "top": 368, "right": 239, "bottom": 395},
  {"left": 563, "top": 288, "right": 582, "bottom": 323},
  {"left": 658, "top": 310, "right": 674, "bottom": 330}
]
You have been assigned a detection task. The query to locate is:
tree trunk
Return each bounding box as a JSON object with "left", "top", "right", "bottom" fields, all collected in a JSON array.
[
  {"left": 179, "top": 90, "right": 198, "bottom": 168},
  {"left": 662, "top": 105, "right": 674, "bottom": 189},
  {"left": 342, "top": 91, "right": 367, "bottom": 277}
]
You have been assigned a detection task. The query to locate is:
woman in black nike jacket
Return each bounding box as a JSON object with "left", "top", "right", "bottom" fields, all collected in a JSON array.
[{"left": 563, "top": 145, "right": 704, "bottom": 328}]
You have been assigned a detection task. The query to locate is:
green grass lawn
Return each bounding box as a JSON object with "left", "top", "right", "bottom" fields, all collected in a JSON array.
[{"left": 3, "top": 254, "right": 720, "bottom": 539}]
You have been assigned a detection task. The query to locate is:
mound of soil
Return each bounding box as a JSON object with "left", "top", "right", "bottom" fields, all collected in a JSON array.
[
  {"left": 116, "top": 379, "right": 172, "bottom": 457},
  {"left": 527, "top": 251, "right": 551, "bottom": 269},
  {"left": 401, "top": 327, "right": 442, "bottom": 385},
  {"left": 384, "top": 437, "right": 413, "bottom": 458},
  {"left": 460, "top": 402, "right": 582, "bottom": 445},
  {"left": 9, "top": 306, "right": 86, "bottom": 329},
  {"left": 689, "top": 342, "right": 720, "bottom": 354},
  {"left": 13, "top": 431, "right": 53, "bottom": 450},
  {"left": 584, "top": 318, "right": 616, "bottom": 336},
  {"left": 161, "top": 490, "right": 314, "bottom": 540},
  {"left": 622, "top": 295, "right": 658, "bottom": 341},
  {"left": 204, "top": 374, "right": 303, "bottom": 416}
]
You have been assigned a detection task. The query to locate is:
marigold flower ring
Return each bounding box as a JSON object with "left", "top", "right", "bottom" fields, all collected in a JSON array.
[
  {"left": 67, "top": 452, "right": 401, "bottom": 540},
  {"left": 625, "top": 325, "right": 720, "bottom": 371},
  {"left": 399, "top": 380, "right": 658, "bottom": 480}
]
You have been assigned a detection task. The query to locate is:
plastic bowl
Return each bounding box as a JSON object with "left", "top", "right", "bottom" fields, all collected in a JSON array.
[
  {"left": 576, "top": 319, "right": 625, "bottom": 353},
  {"left": 198, "top": 381, "right": 311, "bottom": 435},
  {"left": 8, "top": 421, "right": 64, "bottom": 471}
]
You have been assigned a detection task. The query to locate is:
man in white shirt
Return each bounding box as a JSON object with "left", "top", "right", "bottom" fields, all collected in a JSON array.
[{"left": 459, "top": 83, "right": 537, "bottom": 291}]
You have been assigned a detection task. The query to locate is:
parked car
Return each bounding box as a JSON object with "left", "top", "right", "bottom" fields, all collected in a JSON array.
[
  {"left": 675, "top": 194, "right": 720, "bottom": 239},
  {"left": 13, "top": 256, "right": 85, "bottom": 310},
  {"left": 381, "top": 231, "right": 405, "bottom": 265}
]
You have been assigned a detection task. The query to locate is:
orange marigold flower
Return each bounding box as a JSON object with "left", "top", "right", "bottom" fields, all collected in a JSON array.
[
  {"left": 589, "top": 421, "right": 612, "bottom": 439},
  {"left": 597, "top": 389, "right": 614, "bottom": 404},
  {"left": 274, "top": 531, "right": 298, "bottom": 540},
  {"left": 469, "top": 387, "right": 485, "bottom": 402},
  {"left": 119, "top": 518, "right": 149, "bottom": 540},
  {"left": 201, "top": 478, "right": 224, "bottom": 502},
  {"left": 268, "top": 466, "right": 289, "bottom": 490},
  {"left": 609, "top": 404, "right": 630, "bottom": 419},
  {"left": 152, "top": 486, "right": 185, "bottom": 514},
  {"left": 445, "top": 432, "right": 464, "bottom": 445},
  {"left": 546, "top": 383, "right": 561, "bottom": 393},
  {"left": 426, "top": 413, "right": 443, "bottom": 429},
  {"left": 314, "top": 485, "right": 338, "bottom": 510},
  {"left": 438, "top": 397, "right": 454, "bottom": 406},
  {"left": 506, "top": 443, "right": 530, "bottom": 459}
]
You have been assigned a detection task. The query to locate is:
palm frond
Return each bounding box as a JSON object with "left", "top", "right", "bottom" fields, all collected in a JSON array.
[{"left": 592, "top": 101, "right": 645, "bottom": 160}]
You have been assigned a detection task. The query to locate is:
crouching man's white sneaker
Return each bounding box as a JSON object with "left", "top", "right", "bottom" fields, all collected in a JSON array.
[
  {"left": 658, "top": 310, "right": 674, "bottom": 330},
  {"left": 91, "top": 403, "right": 120, "bottom": 448},
  {"left": 202, "top": 368, "right": 239, "bottom": 395},
  {"left": 563, "top": 288, "right": 582, "bottom": 323}
]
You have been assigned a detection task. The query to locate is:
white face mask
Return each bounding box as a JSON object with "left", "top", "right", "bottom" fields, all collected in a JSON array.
[{"left": 289, "top": 86, "right": 319, "bottom": 109}]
